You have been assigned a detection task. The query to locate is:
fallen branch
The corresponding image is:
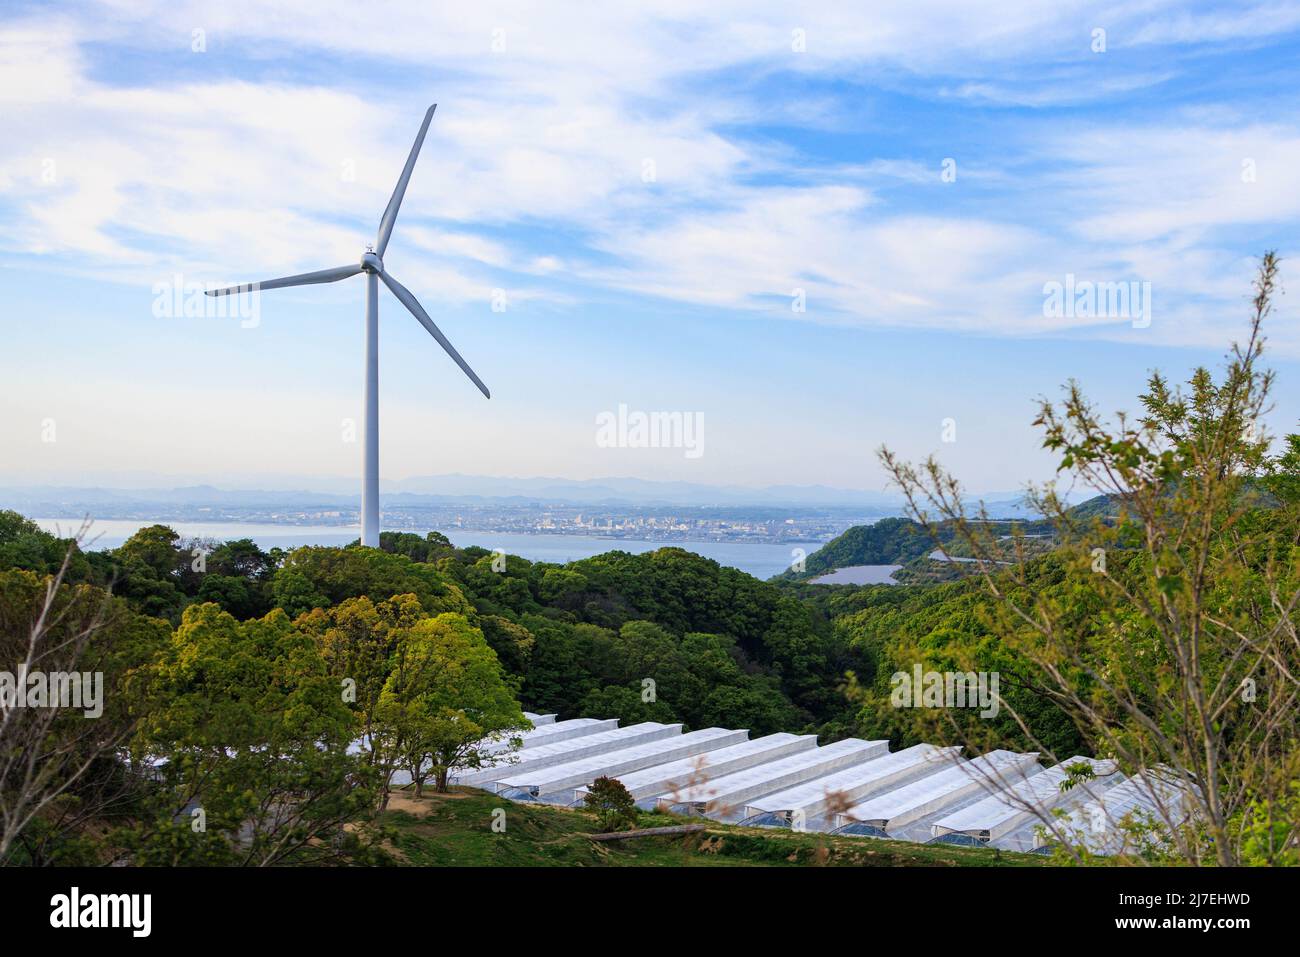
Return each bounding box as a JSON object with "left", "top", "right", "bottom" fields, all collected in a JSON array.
[{"left": 588, "top": 824, "right": 708, "bottom": 842}]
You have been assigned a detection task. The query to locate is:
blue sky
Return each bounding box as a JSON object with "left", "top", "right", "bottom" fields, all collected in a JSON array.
[{"left": 2, "top": 1, "right": 1298, "bottom": 496}]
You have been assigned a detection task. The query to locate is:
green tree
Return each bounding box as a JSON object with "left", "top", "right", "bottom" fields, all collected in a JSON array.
[
  {"left": 272, "top": 546, "right": 471, "bottom": 617},
  {"left": 377, "top": 530, "right": 454, "bottom": 563},
  {"left": 879, "top": 253, "right": 1300, "bottom": 865},
  {"left": 131, "top": 603, "right": 375, "bottom": 865},
  {"left": 374, "top": 613, "right": 527, "bottom": 797},
  {"left": 0, "top": 511, "right": 85, "bottom": 577},
  {"left": 297, "top": 593, "right": 425, "bottom": 781},
  {"left": 0, "top": 561, "right": 168, "bottom": 865},
  {"left": 117, "top": 525, "right": 183, "bottom": 580},
  {"left": 584, "top": 776, "right": 637, "bottom": 831}
]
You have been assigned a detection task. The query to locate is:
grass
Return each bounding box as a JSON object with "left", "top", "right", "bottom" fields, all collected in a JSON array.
[{"left": 366, "top": 787, "right": 1049, "bottom": 867}]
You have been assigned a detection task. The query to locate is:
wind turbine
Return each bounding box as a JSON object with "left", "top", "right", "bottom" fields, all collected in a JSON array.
[{"left": 206, "top": 104, "right": 488, "bottom": 548}]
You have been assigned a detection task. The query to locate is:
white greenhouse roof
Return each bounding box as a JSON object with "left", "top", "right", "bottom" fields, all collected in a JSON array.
[
  {"left": 743, "top": 743, "right": 961, "bottom": 822},
  {"left": 469, "top": 711, "right": 1186, "bottom": 856},
  {"left": 451, "top": 722, "right": 677, "bottom": 787},
  {"left": 575, "top": 732, "right": 816, "bottom": 802},
  {"left": 1054, "top": 768, "right": 1193, "bottom": 854},
  {"left": 931, "top": 756, "right": 1118, "bottom": 842},
  {"left": 837, "top": 749, "right": 1040, "bottom": 831},
  {"left": 480, "top": 717, "right": 614, "bottom": 758},
  {"left": 502, "top": 727, "right": 746, "bottom": 799},
  {"left": 670, "top": 738, "right": 888, "bottom": 816},
  {"left": 516, "top": 717, "right": 614, "bottom": 749}
]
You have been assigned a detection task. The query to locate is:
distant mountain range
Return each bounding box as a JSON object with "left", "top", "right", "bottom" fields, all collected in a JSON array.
[{"left": 0, "top": 474, "right": 1046, "bottom": 514}]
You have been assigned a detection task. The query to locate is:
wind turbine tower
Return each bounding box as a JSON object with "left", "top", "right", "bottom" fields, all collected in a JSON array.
[{"left": 207, "top": 105, "right": 488, "bottom": 547}]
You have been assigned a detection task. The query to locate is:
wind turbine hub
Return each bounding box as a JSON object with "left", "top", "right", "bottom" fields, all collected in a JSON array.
[{"left": 361, "top": 251, "right": 383, "bottom": 273}]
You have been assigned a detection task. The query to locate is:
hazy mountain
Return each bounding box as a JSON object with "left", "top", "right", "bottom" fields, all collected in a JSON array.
[
  {"left": 0, "top": 475, "right": 1048, "bottom": 514},
  {"left": 382, "top": 474, "right": 908, "bottom": 506}
]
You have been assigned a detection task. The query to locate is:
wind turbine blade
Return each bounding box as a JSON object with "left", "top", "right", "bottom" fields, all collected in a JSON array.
[
  {"left": 379, "top": 269, "right": 490, "bottom": 399},
  {"left": 375, "top": 104, "right": 436, "bottom": 257},
  {"left": 205, "top": 263, "right": 362, "bottom": 297}
]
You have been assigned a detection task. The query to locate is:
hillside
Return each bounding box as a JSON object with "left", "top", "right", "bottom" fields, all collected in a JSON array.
[
  {"left": 367, "top": 788, "right": 1045, "bottom": 867},
  {"left": 776, "top": 495, "right": 1121, "bottom": 584}
]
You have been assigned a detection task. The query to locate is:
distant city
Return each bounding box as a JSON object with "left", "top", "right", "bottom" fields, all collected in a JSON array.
[
  {"left": 11, "top": 498, "right": 893, "bottom": 547},
  {"left": 383, "top": 502, "right": 890, "bottom": 545},
  {"left": 0, "top": 475, "right": 1040, "bottom": 548}
]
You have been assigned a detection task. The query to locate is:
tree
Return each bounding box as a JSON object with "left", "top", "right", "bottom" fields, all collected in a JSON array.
[
  {"left": 584, "top": 776, "right": 637, "bottom": 831},
  {"left": 373, "top": 613, "right": 527, "bottom": 797},
  {"left": 132, "top": 603, "right": 375, "bottom": 865},
  {"left": 537, "top": 567, "right": 588, "bottom": 606},
  {"left": 270, "top": 569, "right": 330, "bottom": 619},
  {"left": 272, "top": 546, "right": 472, "bottom": 617},
  {"left": 297, "top": 593, "right": 425, "bottom": 796},
  {"left": 477, "top": 615, "right": 534, "bottom": 678},
  {"left": 0, "top": 540, "right": 168, "bottom": 865},
  {"left": 377, "top": 531, "right": 453, "bottom": 563},
  {"left": 0, "top": 511, "right": 85, "bottom": 578},
  {"left": 879, "top": 253, "right": 1300, "bottom": 865},
  {"left": 117, "top": 525, "right": 183, "bottom": 580}
]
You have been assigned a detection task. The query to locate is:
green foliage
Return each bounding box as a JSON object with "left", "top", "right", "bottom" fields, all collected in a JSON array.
[
  {"left": 537, "top": 567, "right": 589, "bottom": 606},
  {"left": 0, "top": 567, "right": 170, "bottom": 865},
  {"left": 118, "top": 524, "right": 183, "bottom": 579},
  {"left": 875, "top": 253, "right": 1300, "bottom": 865},
  {"left": 374, "top": 613, "right": 528, "bottom": 794},
  {"left": 129, "top": 603, "right": 376, "bottom": 865},
  {"left": 834, "top": 566, "right": 1086, "bottom": 756},
  {"left": 295, "top": 593, "right": 427, "bottom": 746},
  {"left": 583, "top": 776, "right": 637, "bottom": 831},
  {"left": 0, "top": 511, "right": 85, "bottom": 577},
  {"left": 779, "top": 517, "right": 935, "bottom": 581},
  {"left": 273, "top": 545, "right": 472, "bottom": 617},
  {"left": 377, "top": 530, "right": 454, "bottom": 563}
]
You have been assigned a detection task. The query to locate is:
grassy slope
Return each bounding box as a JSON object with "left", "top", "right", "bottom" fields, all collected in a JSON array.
[{"left": 371, "top": 788, "right": 1047, "bottom": 868}]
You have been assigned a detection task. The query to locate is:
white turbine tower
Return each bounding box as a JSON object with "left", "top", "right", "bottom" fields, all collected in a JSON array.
[{"left": 207, "top": 104, "right": 488, "bottom": 548}]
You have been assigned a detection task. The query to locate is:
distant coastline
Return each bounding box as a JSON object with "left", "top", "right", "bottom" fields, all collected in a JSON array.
[{"left": 31, "top": 518, "right": 807, "bottom": 580}]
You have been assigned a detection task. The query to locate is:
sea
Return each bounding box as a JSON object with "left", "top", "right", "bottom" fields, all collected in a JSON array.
[
  {"left": 32, "top": 518, "right": 808, "bottom": 581},
  {"left": 808, "top": 564, "right": 902, "bottom": 585}
]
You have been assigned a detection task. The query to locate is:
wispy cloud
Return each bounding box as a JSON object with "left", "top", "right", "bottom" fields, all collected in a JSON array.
[
  {"left": 2, "top": 1, "right": 1299, "bottom": 492},
  {"left": 3, "top": 1, "right": 1296, "bottom": 350}
]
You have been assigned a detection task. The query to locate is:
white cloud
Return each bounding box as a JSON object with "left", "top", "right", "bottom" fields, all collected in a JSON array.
[{"left": 1, "top": 1, "right": 1298, "bottom": 354}]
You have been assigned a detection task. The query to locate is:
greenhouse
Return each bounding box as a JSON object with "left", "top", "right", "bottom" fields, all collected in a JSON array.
[
  {"left": 497, "top": 727, "right": 748, "bottom": 802},
  {"left": 1048, "top": 768, "right": 1193, "bottom": 854},
  {"left": 667, "top": 738, "right": 888, "bottom": 821},
  {"left": 454, "top": 714, "right": 1189, "bottom": 855},
  {"left": 834, "top": 749, "right": 1040, "bottom": 835},
  {"left": 741, "top": 743, "right": 962, "bottom": 827},
  {"left": 930, "top": 756, "right": 1118, "bottom": 844},
  {"left": 574, "top": 732, "right": 817, "bottom": 805},
  {"left": 513, "top": 717, "right": 615, "bottom": 749},
  {"left": 477, "top": 717, "right": 613, "bottom": 760},
  {"left": 450, "top": 721, "right": 680, "bottom": 788}
]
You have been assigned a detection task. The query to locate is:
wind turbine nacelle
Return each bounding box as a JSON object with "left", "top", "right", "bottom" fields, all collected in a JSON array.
[{"left": 361, "top": 251, "right": 383, "bottom": 273}]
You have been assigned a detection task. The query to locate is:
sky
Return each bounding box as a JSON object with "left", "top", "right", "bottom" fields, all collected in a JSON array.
[{"left": 1, "top": 0, "right": 1298, "bottom": 498}]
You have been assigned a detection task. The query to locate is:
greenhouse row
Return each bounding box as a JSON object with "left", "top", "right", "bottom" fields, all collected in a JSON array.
[{"left": 452, "top": 716, "right": 1192, "bottom": 854}]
